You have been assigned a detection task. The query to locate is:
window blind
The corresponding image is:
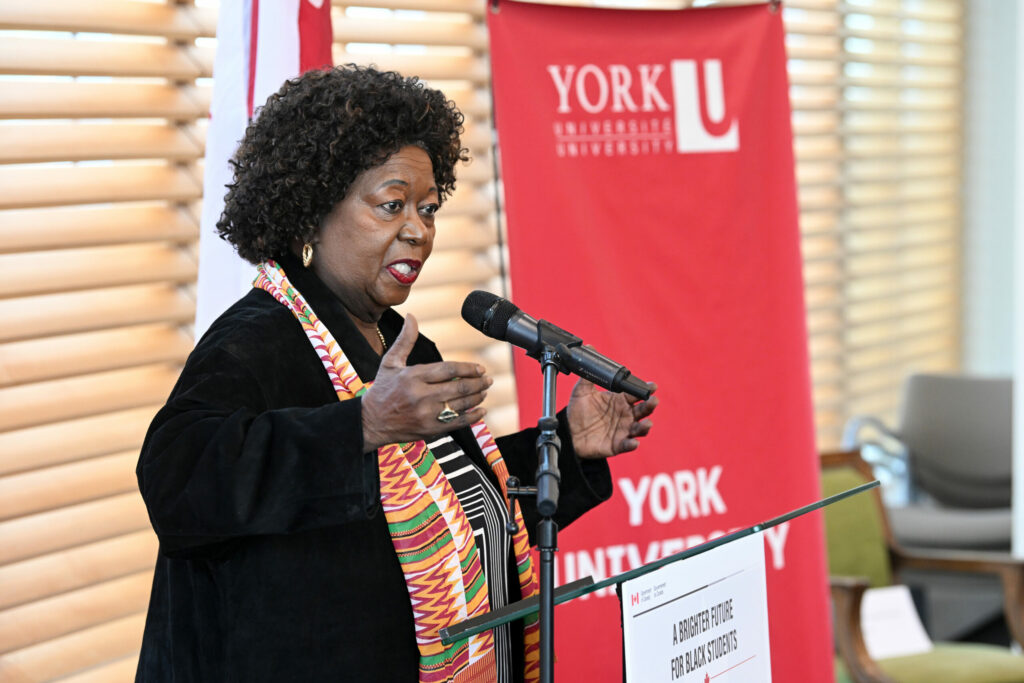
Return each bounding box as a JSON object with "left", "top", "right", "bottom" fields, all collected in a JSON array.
[
  {"left": 782, "top": 0, "right": 963, "bottom": 445},
  {"left": 0, "top": 1, "right": 212, "bottom": 679}
]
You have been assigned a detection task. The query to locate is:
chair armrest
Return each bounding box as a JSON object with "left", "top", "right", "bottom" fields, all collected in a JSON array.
[
  {"left": 894, "top": 547, "right": 1023, "bottom": 574},
  {"left": 840, "top": 417, "right": 908, "bottom": 477},
  {"left": 892, "top": 549, "right": 1024, "bottom": 648},
  {"left": 830, "top": 576, "right": 897, "bottom": 683},
  {"left": 841, "top": 415, "right": 900, "bottom": 449}
]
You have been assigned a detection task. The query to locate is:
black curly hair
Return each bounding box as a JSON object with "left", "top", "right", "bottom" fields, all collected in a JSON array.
[{"left": 217, "top": 64, "right": 469, "bottom": 264}]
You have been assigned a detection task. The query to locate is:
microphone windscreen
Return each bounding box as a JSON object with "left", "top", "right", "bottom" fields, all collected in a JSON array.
[
  {"left": 461, "top": 290, "right": 498, "bottom": 328},
  {"left": 461, "top": 290, "right": 518, "bottom": 339}
]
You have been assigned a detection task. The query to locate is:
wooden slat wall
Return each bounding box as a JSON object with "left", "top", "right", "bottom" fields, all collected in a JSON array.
[
  {"left": 0, "top": 0, "right": 964, "bottom": 680},
  {"left": 781, "top": 0, "right": 964, "bottom": 445},
  {"left": 0, "top": 0, "right": 207, "bottom": 679}
]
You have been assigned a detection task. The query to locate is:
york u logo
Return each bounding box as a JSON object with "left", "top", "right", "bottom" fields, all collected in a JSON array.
[
  {"left": 546, "top": 60, "right": 739, "bottom": 154},
  {"left": 671, "top": 59, "right": 739, "bottom": 152}
]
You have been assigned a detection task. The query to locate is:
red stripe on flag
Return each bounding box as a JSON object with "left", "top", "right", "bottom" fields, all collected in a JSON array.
[
  {"left": 246, "top": 0, "right": 259, "bottom": 119},
  {"left": 299, "top": 0, "right": 334, "bottom": 73}
]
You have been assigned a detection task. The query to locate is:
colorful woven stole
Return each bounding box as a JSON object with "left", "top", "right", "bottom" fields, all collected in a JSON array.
[{"left": 255, "top": 261, "right": 540, "bottom": 683}]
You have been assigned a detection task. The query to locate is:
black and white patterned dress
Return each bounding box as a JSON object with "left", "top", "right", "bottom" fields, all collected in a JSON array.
[{"left": 429, "top": 434, "right": 515, "bottom": 683}]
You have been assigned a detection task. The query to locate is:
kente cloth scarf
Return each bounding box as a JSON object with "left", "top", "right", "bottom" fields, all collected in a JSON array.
[{"left": 255, "top": 260, "right": 540, "bottom": 683}]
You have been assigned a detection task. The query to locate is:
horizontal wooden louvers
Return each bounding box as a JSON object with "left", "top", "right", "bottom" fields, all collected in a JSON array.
[
  {"left": 781, "top": 0, "right": 963, "bottom": 445},
  {"left": 0, "top": 0, "right": 208, "bottom": 678}
]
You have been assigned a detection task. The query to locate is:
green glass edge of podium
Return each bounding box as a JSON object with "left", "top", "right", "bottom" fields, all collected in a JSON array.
[{"left": 440, "top": 479, "right": 879, "bottom": 645}]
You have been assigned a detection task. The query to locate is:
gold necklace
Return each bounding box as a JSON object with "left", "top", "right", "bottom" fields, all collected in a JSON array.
[{"left": 376, "top": 326, "right": 387, "bottom": 353}]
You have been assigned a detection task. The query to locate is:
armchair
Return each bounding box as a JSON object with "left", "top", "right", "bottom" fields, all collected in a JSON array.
[
  {"left": 822, "top": 450, "right": 1024, "bottom": 683},
  {"left": 841, "top": 373, "right": 1012, "bottom": 551}
]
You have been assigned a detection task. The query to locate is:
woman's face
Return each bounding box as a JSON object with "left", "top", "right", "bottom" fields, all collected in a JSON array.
[{"left": 312, "top": 145, "right": 439, "bottom": 322}]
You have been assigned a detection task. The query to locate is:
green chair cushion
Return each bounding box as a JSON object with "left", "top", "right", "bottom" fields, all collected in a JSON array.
[
  {"left": 880, "top": 643, "right": 1024, "bottom": 682},
  {"left": 821, "top": 466, "right": 893, "bottom": 587}
]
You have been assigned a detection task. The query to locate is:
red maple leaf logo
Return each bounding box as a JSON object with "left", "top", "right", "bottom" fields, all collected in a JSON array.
[{"left": 704, "top": 674, "right": 710, "bottom": 683}]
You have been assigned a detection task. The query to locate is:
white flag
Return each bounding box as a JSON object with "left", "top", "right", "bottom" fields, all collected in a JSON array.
[{"left": 196, "top": 0, "right": 333, "bottom": 338}]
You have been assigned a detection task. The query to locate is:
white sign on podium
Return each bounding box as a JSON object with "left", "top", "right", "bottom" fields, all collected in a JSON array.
[{"left": 621, "top": 532, "right": 772, "bottom": 682}]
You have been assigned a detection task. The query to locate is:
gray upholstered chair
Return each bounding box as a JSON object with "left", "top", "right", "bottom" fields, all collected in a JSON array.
[
  {"left": 842, "top": 373, "right": 1012, "bottom": 551},
  {"left": 823, "top": 451, "right": 1024, "bottom": 683}
]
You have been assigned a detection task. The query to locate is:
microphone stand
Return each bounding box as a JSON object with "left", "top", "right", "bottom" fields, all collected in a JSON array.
[
  {"left": 464, "top": 293, "right": 653, "bottom": 680},
  {"left": 534, "top": 346, "right": 561, "bottom": 683},
  {"left": 507, "top": 331, "right": 576, "bottom": 683}
]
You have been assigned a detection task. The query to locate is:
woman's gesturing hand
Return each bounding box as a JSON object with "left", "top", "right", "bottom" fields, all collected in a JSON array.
[
  {"left": 566, "top": 378, "right": 658, "bottom": 459},
  {"left": 361, "top": 314, "right": 493, "bottom": 451}
]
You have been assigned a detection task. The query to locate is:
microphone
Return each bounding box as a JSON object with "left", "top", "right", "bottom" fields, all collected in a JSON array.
[{"left": 461, "top": 291, "right": 652, "bottom": 400}]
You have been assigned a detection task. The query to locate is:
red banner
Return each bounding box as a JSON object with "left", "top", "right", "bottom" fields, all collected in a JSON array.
[{"left": 488, "top": 2, "right": 832, "bottom": 680}]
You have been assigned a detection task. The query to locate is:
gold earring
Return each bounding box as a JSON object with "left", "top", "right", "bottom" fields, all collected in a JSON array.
[{"left": 302, "top": 242, "right": 314, "bottom": 268}]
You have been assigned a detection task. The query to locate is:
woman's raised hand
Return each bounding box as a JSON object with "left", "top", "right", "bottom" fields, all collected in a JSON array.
[
  {"left": 361, "top": 314, "right": 493, "bottom": 451},
  {"left": 566, "top": 378, "right": 658, "bottom": 459}
]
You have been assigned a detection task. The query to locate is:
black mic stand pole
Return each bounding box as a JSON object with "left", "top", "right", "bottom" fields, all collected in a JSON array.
[
  {"left": 505, "top": 342, "right": 563, "bottom": 683},
  {"left": 533, "top": 345, "right": 562, "bottom": 683},
  {"left": 503, "top": 323, "right": 584, "bottom": 682}
]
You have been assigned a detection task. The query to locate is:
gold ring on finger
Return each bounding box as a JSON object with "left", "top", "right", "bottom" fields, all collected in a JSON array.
[{"left": 437, "top": 401, "right": 459, "bottom": 424}]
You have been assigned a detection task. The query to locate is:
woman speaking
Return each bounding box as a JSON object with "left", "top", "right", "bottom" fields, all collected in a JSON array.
[{"left": 135, "top": 65, "right": 657, "bottom": 683}]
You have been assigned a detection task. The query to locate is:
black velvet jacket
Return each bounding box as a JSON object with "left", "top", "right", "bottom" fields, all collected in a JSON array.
[{"left": 135, "top": 254, "right": 612, "bottom": 682}]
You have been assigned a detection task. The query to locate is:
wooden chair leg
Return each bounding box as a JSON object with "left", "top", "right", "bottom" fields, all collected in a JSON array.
[
  {"left": 831, "top": 578, "right": 897, "bottom": 683},
  {"left": 999, "top": 565, "right": 1024, "bottom": 649}
]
